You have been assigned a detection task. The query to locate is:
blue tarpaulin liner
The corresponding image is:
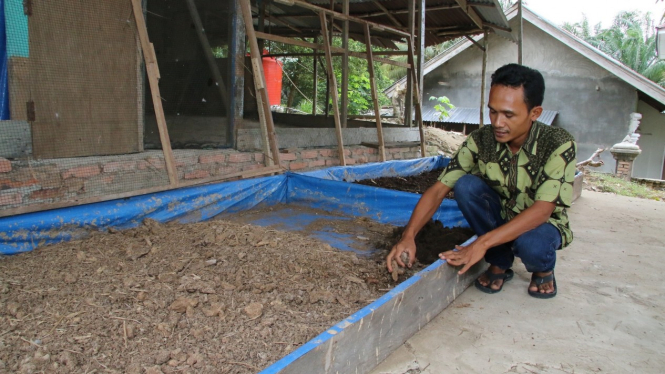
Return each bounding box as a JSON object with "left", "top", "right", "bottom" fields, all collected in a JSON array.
[
  {"left": 0, "top": 156, "right": 466, "bottom": 255},
  {"left": 0, "top": 0, "right": 10, "bottom": 120}
]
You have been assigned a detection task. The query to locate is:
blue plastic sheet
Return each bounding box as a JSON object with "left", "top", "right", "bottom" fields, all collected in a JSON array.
[{"left": 0, "top": 156, "right": 464, "bottom": 255}]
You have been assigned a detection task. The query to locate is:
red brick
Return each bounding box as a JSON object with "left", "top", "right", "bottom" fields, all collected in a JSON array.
[
  {"left": 352, "top": 148, "right": 367, "bottom": 155},
  {"left": 254, "top": 153, "right": 265, "bottom": 163},
  {"left": 184, "top": 170, "right": 210, "bottom": 179},
  {"left": 319, "top": 149, "right": 334, "bottom": 157},
  {"left": 29, "top": 188, "right": 64, "bottom": 200},
  {"left": 392, "top": 153, "right": 404, "bottom": 159},
  {"left": 366, "top": 148, "right": 377, "bottom": 154},
  {"left": 242, "top": 164, "right": 263, "bottom": 172},
  {"left": 62, "top": 165, "right": 100, "bottom": 179},
  {"left": 137, "top": 160, "right": 150, "bottom": 170},
  {"left": 279, "top": 152, "right": 297, "bottom": 161},
  {"left": 146, "top": 157, "right": 165, "bottom": 170},
  {"left": 0, "top": 193, "right": 21, "bottom": 206},
  {"left": 300, "top": 150, "right": 319, "bottom": 159},
  {"left": 0, "top": 177, "right": 38, "bottom": 189},
  {"left": 103, "top": 161, "right": 136, "bottom": 173},
  {"left": 280, "top": 161, "right": 290, "bottom": 169},
  {"left": 289, "top": 162, "right": 308, "bottom": 170},
  {"left": 0, "top": 158, "right": 11, "bottom": 173},
  {"left": 199, "top": 154, "right": 226, "bottom": 164},
  {"left": 175, "top": 156, "right": 198, "bottom": 167},
  {"left": 228, "top": 153, "right": 253, "bottom": 163},
  {"left": 325, "top": 159, "right": 341, "bottom": 166},
  {"left": 368, "top": 155, "right": 380, "bottom": 162},
  {"left": 217, "top": 166, "right": 242, "bottom": 175},
  {"left": 345, "top": 158, "right": 357, "bottom": 165},
  {"left": 355, "top": 156, "right": 369, "bottom": 164},
  {"left": 308, "top": 159, "right": 326, "bottom": 168}
]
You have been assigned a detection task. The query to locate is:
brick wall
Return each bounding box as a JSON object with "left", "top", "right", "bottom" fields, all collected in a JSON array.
[{"left": 0, "top": 145, "right": 426, "bottom": 213}]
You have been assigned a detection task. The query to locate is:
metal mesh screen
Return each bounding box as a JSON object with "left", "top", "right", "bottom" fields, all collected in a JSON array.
[{"left": 0, "top": 0, "right": 235, "bottom": 213}]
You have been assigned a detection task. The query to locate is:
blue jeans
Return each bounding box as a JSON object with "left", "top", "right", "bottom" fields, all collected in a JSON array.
[{"left": 453, "top": 175, "right": 561, "bottom": 273}]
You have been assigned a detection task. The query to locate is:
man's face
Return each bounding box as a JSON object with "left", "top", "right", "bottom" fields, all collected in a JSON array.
[{"left": 488, "top": 84, "right": 542, "bottom": 152}]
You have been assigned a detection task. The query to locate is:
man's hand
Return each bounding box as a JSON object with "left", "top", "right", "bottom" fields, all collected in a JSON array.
[
  {"left": 438, "top": 241, "right": 488, "bottom": 275},
  {"left": 386, "top": 238, "right": 416, "bottom": 272}
]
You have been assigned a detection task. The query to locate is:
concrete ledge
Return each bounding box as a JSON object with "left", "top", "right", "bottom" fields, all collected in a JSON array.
[
  {"left": 261, "top": 238, "right": 484, "bottom": 374},
  {"left": 237, "top": 128, "right": 422, "bottom": 152}
]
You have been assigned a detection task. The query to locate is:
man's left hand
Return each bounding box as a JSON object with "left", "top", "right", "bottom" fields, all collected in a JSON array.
[{"left": 439, "top": 242, "right": 487, "bottom": 274}]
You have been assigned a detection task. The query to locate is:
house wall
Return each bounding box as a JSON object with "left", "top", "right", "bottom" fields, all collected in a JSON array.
[
  {"left": 633, "top": 100, "right": 665, "bottom": 179},
  {"left": 423, "top": 20, "right": 640, "bottom": 174}
]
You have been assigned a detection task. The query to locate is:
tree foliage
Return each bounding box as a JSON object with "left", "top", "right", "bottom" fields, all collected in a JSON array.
[
  {"left": 269, "top": 38, "right": 392, "bottom": 115},
  {"left": 562, "top": 11, "right": 665, "bottom": 87}
]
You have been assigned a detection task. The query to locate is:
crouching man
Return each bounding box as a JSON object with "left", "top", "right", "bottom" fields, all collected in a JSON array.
[{"left": 386, "top": 63, "right": 576, "bottom": 299}]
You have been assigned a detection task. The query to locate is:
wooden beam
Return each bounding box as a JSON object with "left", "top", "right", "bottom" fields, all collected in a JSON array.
[
  {"left": 364, "top": 24, "right": 386, "bottom": 162},
  {"left": 341, "top": 0, "right": 349, "bottom": 129},
  {"left": 130, "top": 0, "right": 178, "bottom": 186},
  {"left": 355, "top": 4, "right": 461, "bottom": 18},
  {"left": 436, "top": 29, "right": 484, "bottom": 38},
  {"left": 371, "top": 0, "right": 402, "bottom": 28},
  {"left": 185, "top": 0, "right": 230, "bottom": 114},
  {"left": 518, "top": 0, "right": 523, "bottom": 65},
  {"left": 417, "top": 0, "right": 425, "bottom": 115},
  {"left": 254, "top": 32, "right": 411, "bottom": 68},
  {"left": 0, "top": 166, "right": 284, "bottom": 218},
  {"left": 313, "top": 40, "right": 318, "bottom": 115},
  {"left": 320, "top": 12, "right": 346, "bottom": 166},
  {"left": 454, "top": 0, "right": 484, "bottom": 30},
  {"left": 291, "top": 0, "right": 410, "bottom": 38},
  {"left": 406, "top": 36, "right": 426, "bottom": 157},
  {"left": 263, "top": 51, "right": 409, "bottom": 57},
  {"left": 480, "top": 31, "right": 488, "bottom": 127},
  {"left": 484, "top": 22, "right": 511, "bottom": 32},
  {"left": 405, "top": 0, "right": 415, "bottom": 127},
  {"left": 240, "top": 0, "right": 280, "bottom": 167},
  {"left": 465, "top": 35, "right": 485, "bottom": 51}
]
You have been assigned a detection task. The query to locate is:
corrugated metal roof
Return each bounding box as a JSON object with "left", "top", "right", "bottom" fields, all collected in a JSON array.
[
  {"left": 257, "top": 0, "right": 513, "bottom": 48},
  {"left": 423, "top": 107, "right": 558, "bottom": 125}
]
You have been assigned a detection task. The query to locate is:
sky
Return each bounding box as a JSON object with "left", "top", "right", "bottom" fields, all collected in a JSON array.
[{"left": 525, "top": 0, "right": 665, "bottom": 28}]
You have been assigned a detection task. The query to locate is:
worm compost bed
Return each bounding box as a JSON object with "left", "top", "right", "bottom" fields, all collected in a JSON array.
[{"left": 0, "top": 156, "right": 477, "bottom": 374}]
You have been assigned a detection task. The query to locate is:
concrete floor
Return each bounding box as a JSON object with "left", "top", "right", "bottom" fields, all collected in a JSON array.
[{"left": 370, "top": 190, "right": 665, "bottom": 374}]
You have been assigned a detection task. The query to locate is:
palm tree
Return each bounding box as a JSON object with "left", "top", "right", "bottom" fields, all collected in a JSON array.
[{"left": 564, "top": 11, "right": 665, "bottom": 87}]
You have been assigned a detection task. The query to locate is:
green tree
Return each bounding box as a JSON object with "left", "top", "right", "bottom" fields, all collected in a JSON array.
[{"left": 563, "top": 11, "right": 665, "bottom": 87}]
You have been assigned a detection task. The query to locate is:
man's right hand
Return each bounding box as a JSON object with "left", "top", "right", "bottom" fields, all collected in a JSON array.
[{"left": 386, "top": 238, "right": 416, "bottom": 272}]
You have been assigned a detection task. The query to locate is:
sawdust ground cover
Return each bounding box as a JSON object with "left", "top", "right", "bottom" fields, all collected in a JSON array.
[{"left": 0, "top": 216, "right": 399, "bottom": 374}]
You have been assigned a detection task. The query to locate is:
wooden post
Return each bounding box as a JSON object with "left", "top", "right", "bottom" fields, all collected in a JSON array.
[
  {"left": 417, "top": 0, "right": 425, "bottom": 102},
  {"left": 341, "top": 0, "right": 349, "bottom": 128},
  {"left": 239, "top": 0, "right": 280, "bottom": 166},
  {"left": 518, "top": 0, "right": 523, "bottom": 65},
  {"left": 184, "top": 0, "right": 230, "bottom": 115},
  {"left": 364, "top": 24, "right": 386, "bottom": 162},
  {"left": 320, "top": 12, "right": 347, "bottom": 166},
  {"left": 405, "top": 0, "right": 415, "bottom": 127},
  {"left": 313, "top": 41, "right": 318, "bottom": 115},
  {"left": 480, "top": 31, "right": 488, "bottom": 127},
  {"left": 407, "top": 36, "right": 426, "bottom": 157},
  {"left": 258, "top": 0, "right": 266, "bottom": 52},
  {"left": 130, "top": 0, "right": 178, "bottom": 186}
]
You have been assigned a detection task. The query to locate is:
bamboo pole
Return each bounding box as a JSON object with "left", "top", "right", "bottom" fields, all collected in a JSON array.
[
  {"left": 341, "top": 0, "right": 349, "bottom": 128},
  {"left": 130, "top": 0, "right": 178, "bottom": 186},
  {"left": 406, "top": 36, "right": 426, "bottom": 157},
  {"left": 239, "top": 0, "right": 280, "bottom": 167},
  {"left": 320, "top": 12, "right": 346, "bottom": 166},
  {"left": 364, "top": 24, "right": 386, "bottom": 162}
]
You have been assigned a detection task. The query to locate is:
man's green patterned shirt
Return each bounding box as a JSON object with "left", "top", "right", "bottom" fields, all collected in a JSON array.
[{"left": 438, "top": 121, "right": 577, "bottom": 247}]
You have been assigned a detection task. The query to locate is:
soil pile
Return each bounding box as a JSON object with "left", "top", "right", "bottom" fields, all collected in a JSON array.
[
  {"left": 0, "top": 219, "right": 394, "bottom": 374},
  {"left": 424, "top": 127, "right": 466, "bottom": 157},
  {"left": 355, "top": 169, "right": 444, "bottom": 195}
]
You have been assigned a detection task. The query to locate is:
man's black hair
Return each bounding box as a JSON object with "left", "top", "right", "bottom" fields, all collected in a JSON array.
[{"left": 490, "top": 63, "right": 545, "bottom": 111}]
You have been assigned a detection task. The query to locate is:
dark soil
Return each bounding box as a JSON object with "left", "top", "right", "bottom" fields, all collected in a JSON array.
[
  {"left": 377, "top": 220, "right": 475, "bottom": 281},
  {"left": 355, "top": 169, "right": 454, "bottom": 198}
]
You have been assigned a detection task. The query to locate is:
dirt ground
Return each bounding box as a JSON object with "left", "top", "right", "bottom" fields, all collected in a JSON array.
[{"left": 0, "top": 218, "right": 399, "bottom": 374}]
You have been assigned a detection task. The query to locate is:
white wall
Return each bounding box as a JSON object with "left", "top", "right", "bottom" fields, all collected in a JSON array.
[{"left": 633, "top": 100, "right": 665, "bottom": 179}]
